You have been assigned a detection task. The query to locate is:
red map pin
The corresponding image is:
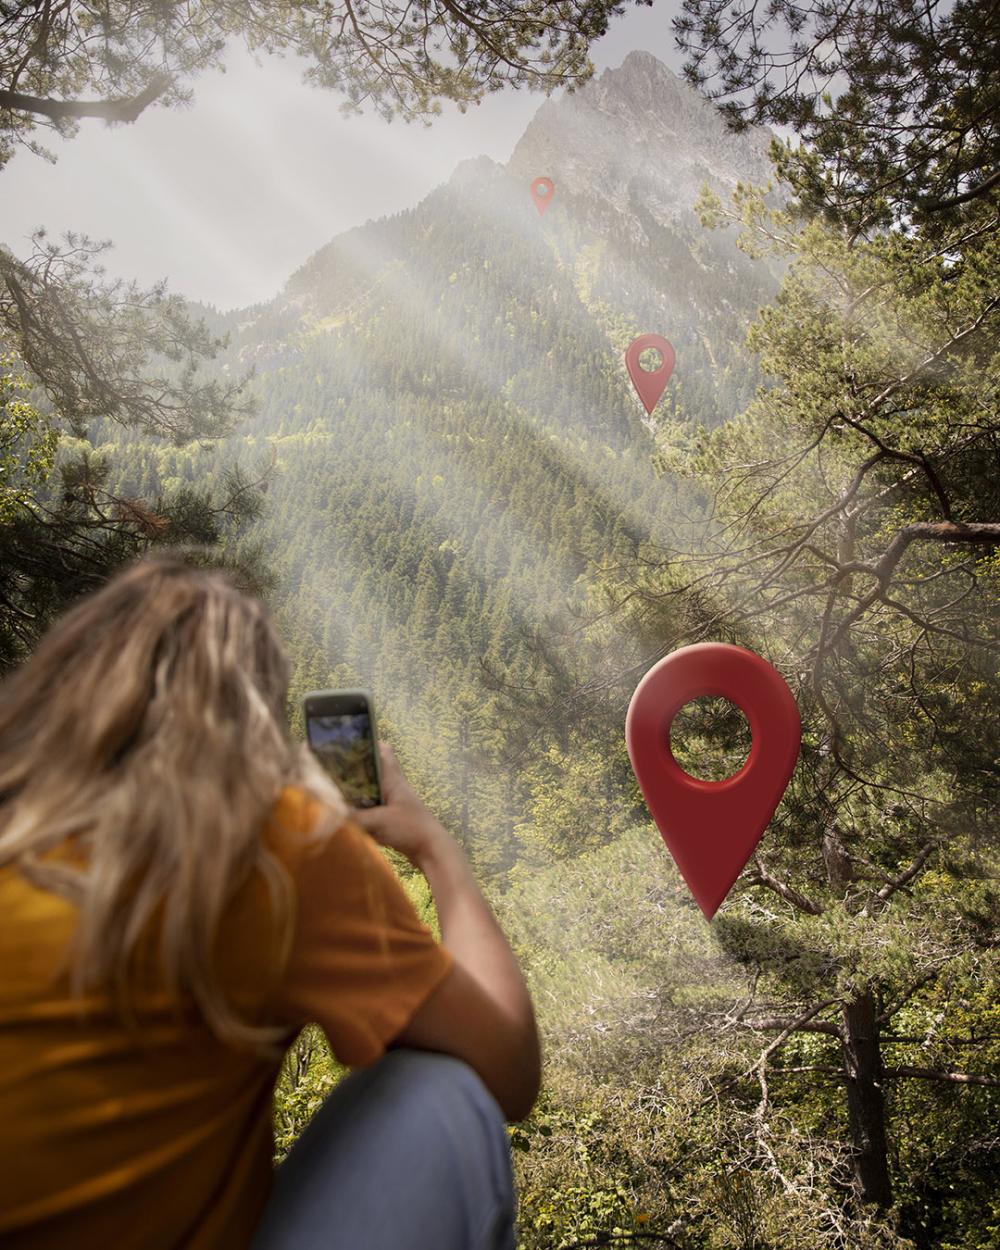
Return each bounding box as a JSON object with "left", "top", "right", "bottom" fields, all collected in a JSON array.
[
  {"left": 530, "top": 177, "right": 554, "bottom": 215},
  {"left": 625, "top": 334, "right": 676, "bottom": 415},
  {"left": 625, "top": 643, "right": 800, "bottom": 920}
]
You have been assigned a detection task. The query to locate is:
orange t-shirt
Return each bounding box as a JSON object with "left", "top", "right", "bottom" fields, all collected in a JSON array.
[{"left": 0, "top": 786, "right": 454, "bottom": 1249}]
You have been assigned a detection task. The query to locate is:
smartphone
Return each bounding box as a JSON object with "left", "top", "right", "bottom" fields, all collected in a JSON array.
[{"left": 302, "top": 689, "right": 383, "bottom": 809}]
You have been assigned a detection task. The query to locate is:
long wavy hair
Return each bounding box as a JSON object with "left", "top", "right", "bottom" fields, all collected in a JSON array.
[{"left": 0, "top": 552, "right": 348, "bottom": 1051}]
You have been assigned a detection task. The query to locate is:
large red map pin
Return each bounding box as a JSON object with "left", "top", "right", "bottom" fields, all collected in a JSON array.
[
  {"left": 625, "top": 643, "right": 801, "bottom": 920},
  {"left": 530, "top": 177, "right": 554, "bottom": 215},
  {"left": 625, "top": 334, "right": 676, "bottom": 415}
]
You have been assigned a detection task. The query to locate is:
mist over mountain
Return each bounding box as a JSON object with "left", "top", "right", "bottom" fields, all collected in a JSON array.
[
  {"left": 98, "top": 52, "right": 783, "bottom": 872},
  {"left": 508, "top": 50, "right": 774, "bottom": 229}
]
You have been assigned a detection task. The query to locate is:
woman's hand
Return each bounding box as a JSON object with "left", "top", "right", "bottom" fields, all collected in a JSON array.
[{"left": 350, "top": 742, "right": 452, "bottom": 869}]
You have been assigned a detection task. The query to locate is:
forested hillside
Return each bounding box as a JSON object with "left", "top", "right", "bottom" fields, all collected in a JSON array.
[{"left": 70, "top": 47, "right": 1000, "bottom": 1250}]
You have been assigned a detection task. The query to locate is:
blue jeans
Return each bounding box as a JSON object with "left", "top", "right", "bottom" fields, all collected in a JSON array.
[{"left": 251, "top": 1048, "right": 518, "bottom": 1250}]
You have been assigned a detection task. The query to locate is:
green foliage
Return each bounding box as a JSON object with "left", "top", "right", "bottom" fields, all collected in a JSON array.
[
  {"left": 675, "top": 0, "right": 1000, "bottom": 232},
  {"left": 273, "top": 1026, "right": 347, "bottom": 1162},
  {"left": 1, "top": 235, "right": 254, "bottom": 443},
  {"left": 0, "top": 437, "right": 271, "bottom": 670},
  {"left": 495, "top": 827, "right": 916, "bottom": 1249},
  {"left": 0, "top": 356, "right": 56, "bottom": 521}
]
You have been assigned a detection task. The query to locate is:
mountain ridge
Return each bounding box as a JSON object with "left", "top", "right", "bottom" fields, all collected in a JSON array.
[{"left": 277, "top": 50, "right": 778, "bottom": 318}]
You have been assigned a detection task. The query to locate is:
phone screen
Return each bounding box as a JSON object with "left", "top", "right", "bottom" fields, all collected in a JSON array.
[{"left": 306, "top": 708, "right": 381, "bottom": 808}]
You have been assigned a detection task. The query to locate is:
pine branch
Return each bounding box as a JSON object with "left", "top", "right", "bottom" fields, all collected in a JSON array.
[
  {"left": 745, "top": 857, "right": 824, "bottom": 914},
  {"left": 920, "top": 169, "right": 1000, "bottom": 213},
  {"left": 0, "top": 75, "right": 171, "bottom": 124},
  {"left": 876, "top": 841, "right": 936, "bottom": 902}
]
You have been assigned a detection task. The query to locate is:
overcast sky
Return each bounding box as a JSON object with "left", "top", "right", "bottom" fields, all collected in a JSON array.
[{"left": 1, "top": 5, "right": 688, "bottom": 312}]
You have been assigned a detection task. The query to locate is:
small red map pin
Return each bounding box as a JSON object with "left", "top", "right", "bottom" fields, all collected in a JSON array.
[
  {"left": 625, "top": 643, "right": 801, "bottom": 920},
  {"left": 530, "top": 177, "right": 554, "bottom": 215},
  {"left": 625, "top": 334, "right": 676, "bottom": 415}
]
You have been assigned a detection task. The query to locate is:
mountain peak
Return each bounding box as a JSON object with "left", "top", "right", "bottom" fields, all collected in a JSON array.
[
  {"left": 506, "top": 51, "right": 773, "bottom": 229},
  {"left": 614, "top": 48, "right": 683, "bottom": 81}
]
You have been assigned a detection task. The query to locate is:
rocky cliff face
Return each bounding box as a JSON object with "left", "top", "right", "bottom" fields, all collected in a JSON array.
[{"left": 506, "top": 50, "right": 776, "bottom": 240}]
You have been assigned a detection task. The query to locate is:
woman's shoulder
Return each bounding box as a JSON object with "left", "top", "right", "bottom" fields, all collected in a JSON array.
[
  {"left": 262, "top": 781, "right": 352, "bottom": 869},
  {"left": 266, "top": 751, "right": 352, "bottom": 855},
  {"left": 266, "top": 783, "right": 320, "bottom": 833}
]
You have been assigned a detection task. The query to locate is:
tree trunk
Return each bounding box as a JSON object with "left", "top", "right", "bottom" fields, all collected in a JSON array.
[
  {"left": 825, "top": 820, "right": 895, "bottom": 1200},
  {"left": 840, "top": 992, "right": 893, "bottom": 1207},
  {"left": 821, "top": 500, "right": 894, "bottom": 1208},
  {"left": 824, "top": 820, "right": 893, "bottom": 1206}
]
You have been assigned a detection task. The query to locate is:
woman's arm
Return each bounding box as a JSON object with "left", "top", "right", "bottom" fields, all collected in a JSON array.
[{"left": 351, "top": 746, "right": 542, "bottom": 1121}]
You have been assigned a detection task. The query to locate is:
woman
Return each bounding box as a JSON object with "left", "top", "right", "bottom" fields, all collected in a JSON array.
[{"left": 0, "top": 553, "right": 541, "bottom": 1249}]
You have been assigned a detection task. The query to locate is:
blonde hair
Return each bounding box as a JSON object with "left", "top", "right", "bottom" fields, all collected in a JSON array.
[{"left": 0, "top": 552, "right": 348, "bottom": 1051}]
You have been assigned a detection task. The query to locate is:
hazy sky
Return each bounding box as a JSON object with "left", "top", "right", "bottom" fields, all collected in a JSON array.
[{"left": 1, "top": 5, "right": 685, "bottom": 311}]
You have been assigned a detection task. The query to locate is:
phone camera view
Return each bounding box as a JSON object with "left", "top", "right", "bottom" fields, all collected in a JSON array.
[{"left": 307, "top": 713, "right": 380, "bottom": 808}]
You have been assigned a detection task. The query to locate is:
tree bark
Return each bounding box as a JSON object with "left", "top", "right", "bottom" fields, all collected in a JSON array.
[
  {"left": 824, "top": 815, "right": 893, "bottom": 1206},
  {"left": 840, "top": 991, "right": 893, "bottom": 1206}
]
